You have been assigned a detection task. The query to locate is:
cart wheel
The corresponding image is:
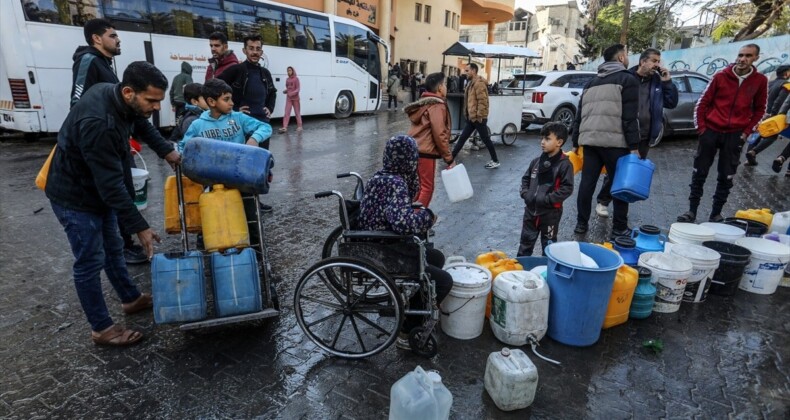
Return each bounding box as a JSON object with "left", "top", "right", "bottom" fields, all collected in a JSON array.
[
  {"left": 409, "top": 327, "right": 438, "bottom": 358},
  {"left": 501, "top": 123, "right": 518, "bottom": 145},
  {"left": 270, "top": 282, "right": 280, "bottom": 311},
  {"left": 321, "top": 226, "right": 392, "bottom": 303},
  {"left": 294, "top": 257, "right": 403, "bottom": 359}
]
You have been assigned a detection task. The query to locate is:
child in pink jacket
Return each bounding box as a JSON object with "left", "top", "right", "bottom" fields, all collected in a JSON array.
[{"left": 280, "top": 66, "right": 302, "bottom": 132}]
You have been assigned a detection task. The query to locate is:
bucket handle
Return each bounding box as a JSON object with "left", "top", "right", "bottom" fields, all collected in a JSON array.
[
  {"left": 444, "top": 255, "right": 467, "bottom": 266},
  {"left": 132, "top": 150, "right": 149, "bottom": 175},
  {"left": 441, "top": 293, "right": 485, "bottom": 316},
  {"left": 552, "top": 265, "right": 575, "bottom": 279},
  {"left": 729, "top": 218, "right": 749, "bottom": 232}
]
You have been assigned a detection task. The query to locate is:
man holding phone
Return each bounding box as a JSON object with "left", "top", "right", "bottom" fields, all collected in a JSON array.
[{"left": 595, "top": 48, "right": 678, "bottom": 218}]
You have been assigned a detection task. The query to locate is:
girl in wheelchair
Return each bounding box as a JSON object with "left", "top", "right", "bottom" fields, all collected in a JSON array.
[{"left": 358, "top": 135, "right": 454, "bottom": 350}]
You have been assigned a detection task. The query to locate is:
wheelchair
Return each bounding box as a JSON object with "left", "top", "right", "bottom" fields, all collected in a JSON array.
[{"left": 293, "top": 174, "right": 441, "bottom": 359}]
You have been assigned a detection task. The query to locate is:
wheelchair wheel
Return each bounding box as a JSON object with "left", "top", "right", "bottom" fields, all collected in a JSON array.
[
  {"left": 320, "top": 226, "right": 395, "bottom": 303},
  {"left": 294, "top": 256, "right": 403, "bottom": 359},
  {"left": 408, "top": 327, "right": 438, "bottom": 358}
]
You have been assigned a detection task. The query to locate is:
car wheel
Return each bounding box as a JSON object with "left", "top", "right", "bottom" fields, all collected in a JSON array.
[
  {"left": 551, "top": 106, "right": 575, "bottom": 131},
  {"left": 333, "top": 91, "right": 354, "bottom": 119}
]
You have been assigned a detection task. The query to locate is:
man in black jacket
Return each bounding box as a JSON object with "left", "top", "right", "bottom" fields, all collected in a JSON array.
[
  {"left": 47, "top": 61, "right": 179, "bottom": 346},
  {"left": 744, "top": 65, "right": 790, "bottom": 165},
  {"left": 71, "top": 18, "right": 179, "bottom": 263}
]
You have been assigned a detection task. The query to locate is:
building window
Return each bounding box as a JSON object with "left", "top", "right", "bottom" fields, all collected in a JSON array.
[
  {"left": 415, "top": 3, "right": 422, "bottom": 21},
  {"left": 509, "top": 21, "right": 526, "bottom": 31},
  {"left": 425, "top": 5, "right": 431, "bottom": 23},
  {"left": 453, "top": 13, "right": 458, "bottom": 30},
  {"left": 445, "top": 10, "right": 450, "bottom": 27},
  {"left": 531, "top": 31, "right": 539, "bottom": 41},
  {"left": 459, "top": 35, "right": 468, "bottom": 42},
  {"left": 550, "top": 46, "right": 557, "bottom": 52}
]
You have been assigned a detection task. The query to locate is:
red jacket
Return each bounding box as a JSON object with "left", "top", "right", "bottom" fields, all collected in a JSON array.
[
  {"left": 205, "top": 51, "right": 239, "bottom": 81},
  {"left": 694, "top": 64, "right": 767, "bottom": 136}
]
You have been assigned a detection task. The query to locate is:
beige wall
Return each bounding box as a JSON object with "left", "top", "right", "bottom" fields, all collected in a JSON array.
[{"left": 393, "top": 0, "right": 464, "bottom": 74}]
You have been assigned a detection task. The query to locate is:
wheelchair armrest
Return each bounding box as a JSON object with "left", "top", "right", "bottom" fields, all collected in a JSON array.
[{"left": 343, "top": 230, "right": 418, "bottom": 242}]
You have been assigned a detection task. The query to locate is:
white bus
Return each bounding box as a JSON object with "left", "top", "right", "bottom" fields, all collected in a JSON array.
[{"left": 0, "top": 0, "right": 387, "bottom": 134}]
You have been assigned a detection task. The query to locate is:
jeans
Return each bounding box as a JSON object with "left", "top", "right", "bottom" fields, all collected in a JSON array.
[
  {"left": 746, "top": 134, "right": 778, "bottom": 155},
  {"left": 387, "top": 95, "right": 398, "bottom": 109},
  {"left": 688, "top": 129, "right": 743, "bottom": 216},
  {"left": 451, "top": 118, "right": 499, "bottom": 163},
  {"left": 577, "top": 146, "right": 630, "bottom": 231},
  {"left": 51, "top": 202, "right": 142, "bottom": 332}
]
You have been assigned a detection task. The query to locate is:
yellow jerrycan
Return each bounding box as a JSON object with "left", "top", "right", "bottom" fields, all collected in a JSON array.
[
  {"left": 164, "top": 175, "right": 203, "bottom": 234},
  {"left": 602, "top": 265, "right": 638, "bottom": 329},
  {"left": 199, "top": 184, "right": 250, "bottom": 252},
  {"left": 734, "top": 208, "right": 773, "bottom": 228}
]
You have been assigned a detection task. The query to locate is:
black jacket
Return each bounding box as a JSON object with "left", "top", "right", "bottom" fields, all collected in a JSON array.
[
  {"left": 70, "top": 46, "right": 118, "bottom": 107},
  {"left": 769, "top": 83, "right": 790, "bottom": 116},
  {"left": 46, "top": 84, "right": 173, "bottom": 234},
  {"left": 520, "top": 152, "right": 574, "bottom": 216},
  {"left": 217, "top": 60, "right": 277, "bottom": 114}
]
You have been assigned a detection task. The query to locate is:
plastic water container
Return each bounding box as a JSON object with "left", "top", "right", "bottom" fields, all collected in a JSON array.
[
  {"left": 632, "top": 225, "right": 666, "bottom": 254},
  {"left": 548, "top": 241, "right": 582, "bottom": 266},
  {"left": 441, "top": 163, "right": 473, "bottom": 203},
  {"left": 164, "top": 175, "right": 203, "bottom": 234},
  {"left": 638, "top": 252, "right": 693, "bottom": 313},
  {"left": 734, "top": 237, "right": 790, "bottom": 295},
  {"left": 668, "top": 223, "right": 716, "bottom": 246},
  {"left": 516, "top": 256, "right": 548, "bottom": 280},
  {"left": 610, "top": 154, "right": 655, "bottom": 203},
  {"left": 211, "top": 247, "right": 262, "bottom": 317},
  {"left": 182, "top": 137, "right": 275, "bottom": 194},
  {"left": 763, "top": 233, "right": 790, "bottom": 287},
  {"left": 389, "top": 366, "right": 452, "bottom": 420},
  {"left": 724, "top": 217, "right": 768, "bottom": 237},
  {"left": 702, "top": 241, "right": 751, "bottom": 296},
  {"left": 735, "top": 208, "right": 774, "bottom": 228},
  {"left": 613, "top": 237, "right": 640, "bottom": 266},
  {"left": 602, "top": 265, "right": 638, "bottom": 329},
  {"left": 565, "top": 150, "right": 582, "bottom": 175},
  {"left": 441, "top": 258, "right": 492, "bottom": 340},
  {"left": 544, "top": 242, "right": 623, "bottom": 346},
  {"left": 199, "top": 185, "right": 250, "bottom": 252},
  {"left": 629, "top": 267, "right": 656, "bottom": 319},
  {"left": 151, "top": 251, "right": 207, "bottom": 323},
  {"left": 490, "top": 271, "right": 549, "bottom": 345},
  {"left": 769, "top": 211, "right": 790, "bottom": 235},
  {"left": 669, "top": 244, "right": 721, "bottom": 303},
  {"left": 484, "top": 348, "right": 538, "bottom": 411},
  {"left": 699, "top": 222, "right": 746, "bottom": 244},
  {"left": 484, "top": 259, "right": 523, "bottom": 318}
]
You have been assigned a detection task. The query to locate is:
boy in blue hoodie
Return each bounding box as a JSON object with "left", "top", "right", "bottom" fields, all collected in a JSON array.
[
  {"left": 179, "top": 79, "right": 272, "bottom": 151},
  {"left": 168, "top": 83, "right": 208, "bottom": 142}
]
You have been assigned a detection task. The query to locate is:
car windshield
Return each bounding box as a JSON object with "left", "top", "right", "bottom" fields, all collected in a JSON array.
[{"left": 506, "top": 75, "right": 545, "bottom": 89}]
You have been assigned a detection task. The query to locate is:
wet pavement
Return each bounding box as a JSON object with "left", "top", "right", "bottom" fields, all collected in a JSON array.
[{"left": 1, "top": 109, "right": 789, "bottom": 419}]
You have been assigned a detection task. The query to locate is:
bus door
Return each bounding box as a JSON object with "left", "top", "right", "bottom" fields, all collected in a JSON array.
[{"left": 363, "top": 35, "right": 382, "bottom": 112}]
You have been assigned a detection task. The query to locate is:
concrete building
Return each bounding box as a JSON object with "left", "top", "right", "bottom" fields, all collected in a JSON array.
[{"left": 460, "top": 1, "right": 585, "bottom": 76}]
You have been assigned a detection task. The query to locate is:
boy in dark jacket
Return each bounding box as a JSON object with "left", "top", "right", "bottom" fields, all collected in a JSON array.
[
  {"left": 168, "top": 83, "right": 207, "bottom": 142},
  {"left": 518, "top": 122, "right": 574, "bottom": 256}
]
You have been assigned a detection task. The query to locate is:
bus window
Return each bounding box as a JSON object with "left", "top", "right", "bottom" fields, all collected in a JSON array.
[
  {"left": 282, "top": 13, "right": 308, "bottom": 50},
  {"left": 257, "top": 7, "right": 283, "bottom": 47},
  {"left": 102, "top": 0, "right": 151, "bottom": 32},
  {"left": 224, "top": 1, "right": 258, "bottom": 42},
  {"left": 22, "top": 0, "right": 102, "bottom": 25}
]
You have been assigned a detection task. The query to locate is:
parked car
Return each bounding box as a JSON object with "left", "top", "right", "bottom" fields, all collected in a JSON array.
[
  {"left": 652, "top": 70, "right": 711, "bottom": 146},
  {"left": 501, "top": 70, "right": 597, "bottom": 131}
]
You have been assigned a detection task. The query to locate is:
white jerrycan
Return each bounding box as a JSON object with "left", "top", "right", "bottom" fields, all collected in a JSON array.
[
  {"left": 389, "top": 366, "right": 452, "bottom": 420},
  {"left": 484, "top": 348, "right": 539, "bottom": 411},
  {"left": 441, "top": 164, "right": 473, "bottom": 203}
]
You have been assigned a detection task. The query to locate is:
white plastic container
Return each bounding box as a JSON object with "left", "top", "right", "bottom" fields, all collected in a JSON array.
[
  {"left": 484, "top": 348, "right": 538, "bottom": 411},
  {"left": 769, "top": 211, "right": 790, "bottom": 235},
  {"left": 762, "top": 233, "right": 790, "bottom": 287},
  {"left": 131, "top": 151, "right": 149, "bottom": 210},
  {"left": 637, "top": 252, "right": 693, "bottom": 313},
  {"left": 669, "top": 244, "right": 721, "bottom": 303},
  {"left": 734, "top": 237, "right": 790, "bottom": 295},
  {"left": 441, "top": 258, "right": 492, "bottom": 340},
  {"left": 548, "top": 241, "right": 582, "bottom": 266},
  {"left": 700, "top": 222, "right": 746, "bottom": 244},
  {"left": 441, "top": 164, "right": 473, "bottom": 203},
  {"left": 489, "top": 271, "right": 549, "bottom": 345},
  {"left": 389, "top": 366, "right": 452, "bottom": 420},
  {"left": 668, "top": 223, "right": 716, "bottom": 245}
]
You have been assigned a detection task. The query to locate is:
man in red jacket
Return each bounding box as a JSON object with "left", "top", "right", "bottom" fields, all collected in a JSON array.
[
  {"left": 677, "top": 44, "right": 768, "bottom": 223},
  {"left": 205, "top": 32, "right": 239, "bottom": 81}
]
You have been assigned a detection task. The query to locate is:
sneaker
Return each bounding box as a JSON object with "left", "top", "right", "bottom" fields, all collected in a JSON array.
[
  {"left": 484, "top": 161, "right": 500, "bottom": 169},
  {"left": 574, "top": 223, "right": 588, "bottom": 234},
  {"left": 744, "top": 151, "right": 757, "bottom": 166},
  {"left": 259, "top": 203, "right": 273, "bottom": 213},
  {"left": 595, "top": 203, "right": 610, "bottom": 218},
  {"left": 708, "top": 214, "right": 724, "bottom": 223},
  {"left": 395, "top": 333, "right": 411, "bottom": 350},
  {"left": 772, "top": 157, "right": 785, "bottom": 173},
  {"left": 124, "top": 245, "right": 148, "bottom": 264},
  {"left": 277, "top": 127, "right": 287, "bottom": 133},
  {"left": 610, "top": 227, "right": 633, "bottom": 241},
  {"left": 677, "top": 211, "right": 696, "bottom": 223},
  {"left": 296, "top": 126, "right": 303, "bottom": 132}
]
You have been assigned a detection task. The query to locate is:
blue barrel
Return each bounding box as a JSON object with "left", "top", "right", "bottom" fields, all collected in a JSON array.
[
  {"left": 545, "top": 242, "right": 623, "bottom": 346},
  {"left": 151, "top": 251, "right": 207, "bottom": 323},
  {"left": 182, "top": 137, "right": 275, "bottom": 194},
  {"left": 611, "top": 154, "right": 655, "bottom": 203},
  {"left": 613, "top": 237, "right": 640, "bottom": 266},
  {"left": 516, "top": 256, "right": 548, "bottom": 279},
  {"left": 212, "top": 248, "right": 262, "bottom": 317}
]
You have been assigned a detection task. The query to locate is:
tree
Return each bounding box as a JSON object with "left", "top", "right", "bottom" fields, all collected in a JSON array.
[{"left": 697, "top": 0, "right": 789, "bottom": 41}]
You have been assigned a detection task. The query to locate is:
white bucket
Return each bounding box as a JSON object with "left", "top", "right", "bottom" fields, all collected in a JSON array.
[
  {"left": 637, "top": 252, "right": 693, "bottom": 313},
  {"left": 734, "top": 237, "right": 790, "bottom": 295},
  {"left": 441, "top": 258, "right": 491, "bottom": 339},
  {"left": 670, "top": 244, "right": 721, "bottom": 303},
  {"left": 441, "top": 163, "right": 473, "bottom": 203},
  {"left": 668, "top": 223, "right": 716, "bottom": 246},
  {"left": 131, "top": 151, "right": 149, "bottom": 210},
  {"left": 763, "top": 233, "right": 790, "bottom": 287},
  {"left": 489, "top": 270, "right": 550, "bottom": 345},
  {"left": 700, "top": 222, "right": 746, "bottom": 244}
]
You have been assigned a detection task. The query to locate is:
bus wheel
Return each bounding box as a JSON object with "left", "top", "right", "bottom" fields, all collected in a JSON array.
[{"left": 333, "top": 91, "right": 354, "bottom": 119}]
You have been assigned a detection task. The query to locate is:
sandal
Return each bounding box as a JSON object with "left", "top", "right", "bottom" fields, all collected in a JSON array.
[
  {"left": 772, "top": 156, "right": 785, "bottom": 173},
  {"left": 122, "top": 293, "right": 152, "bottom": 314},
  {"left": 278, "top": 127, "right": 287, "bottom": 133},
  {"left": 91, "top": 325, "right": 143, "bottom": 347}
]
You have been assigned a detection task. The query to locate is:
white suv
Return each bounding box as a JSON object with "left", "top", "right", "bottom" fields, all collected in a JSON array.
[{"left": 503, "top": 70, "right": 597, "bottom": 131}]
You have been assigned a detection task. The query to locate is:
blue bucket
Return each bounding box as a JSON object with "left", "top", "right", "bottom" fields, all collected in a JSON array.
[
  {"left": 611, "top": 154, "right": 655, "bottom": 203},
  {"left": 545, "top": 242, "right": 623, "bottom": 346}
]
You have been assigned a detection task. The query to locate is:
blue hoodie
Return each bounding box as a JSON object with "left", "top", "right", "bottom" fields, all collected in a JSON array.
[{"left": 178, "top": 110, "right": 272, "bottom": 152}]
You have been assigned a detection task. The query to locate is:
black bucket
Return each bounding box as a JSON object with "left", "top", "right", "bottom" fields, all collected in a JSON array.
[
  {"left": 703, "top": 240, "right": 751, "bottom": 296},
  {"left": 723, "top": 217, "right": 768, "bottom": 237}
]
